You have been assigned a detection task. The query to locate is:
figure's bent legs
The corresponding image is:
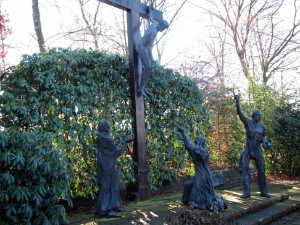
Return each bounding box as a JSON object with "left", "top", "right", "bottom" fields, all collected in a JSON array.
[
  {"left": 254, "top": 152, "right": 270, "bottom": 198},
  {"left": 182, "top": 177, "right": 194, "bottom": 204},
  {"left": 135, "top": 44, "right": 153, "bottom": 97},
  {"left": 139, "top": 66, "right": 152, "bottom": 97},
  {"left": 95, "top": 170, "right": 123, "bottom": 217},
  {"left": 239, "top": 150, "right": 251, "bottom": 198}
]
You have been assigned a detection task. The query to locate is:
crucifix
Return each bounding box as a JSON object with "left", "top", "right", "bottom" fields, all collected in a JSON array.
[{"left": 97, "top": 0, "right": 164, "bottom": 200}]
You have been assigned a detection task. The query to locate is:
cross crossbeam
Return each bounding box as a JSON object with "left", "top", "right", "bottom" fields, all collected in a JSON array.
[{"left": 99, "top": 0, "right": 162, "bottom": 20}]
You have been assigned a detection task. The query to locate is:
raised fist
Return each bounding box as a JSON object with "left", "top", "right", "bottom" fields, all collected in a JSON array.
[
  {"left": 176, "top": 126, "right": 185, "bottom": 133},
  {"left": 234, "top": 94, "right": 240, "bottom": 101}
]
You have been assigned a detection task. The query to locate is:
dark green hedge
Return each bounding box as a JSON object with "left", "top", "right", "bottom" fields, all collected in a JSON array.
[
  {"left": 272, "top": 103, "right": 300, "bottom": 176},
  {"left": 0, "top": 48, "right": 210, "bottom": 202},
  {"left": 0, "top": 130, "right": 70, "bottom": 225}
]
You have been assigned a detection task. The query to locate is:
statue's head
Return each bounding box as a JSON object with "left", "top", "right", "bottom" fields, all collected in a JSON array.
[
  {"left": 195, "top": 135, "right": 206, "bottom": 147},
  {"left": 251, "top": 110, "right": 261, "bottom": 122},
  {"left": 98, "top": 119, "right": 110, "bottom": 133},
  {"left": 157, "top": 20, "right": 169, "bottom": 32}
]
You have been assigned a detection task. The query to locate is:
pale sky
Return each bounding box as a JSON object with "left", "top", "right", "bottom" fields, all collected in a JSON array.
[
  {"left": 2, "top": 0, "right": 204, "bottom": 68},
  {"left": 2, "top": 0, "right": 300, "bottom": 91}
]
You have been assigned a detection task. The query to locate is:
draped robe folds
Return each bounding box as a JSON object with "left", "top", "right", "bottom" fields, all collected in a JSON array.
[
  {"left": 181, "top": 132, "right": 227, "bottom": 213},
  {"left": 95, "top": 131, "right": 124, "bottom": 213}
]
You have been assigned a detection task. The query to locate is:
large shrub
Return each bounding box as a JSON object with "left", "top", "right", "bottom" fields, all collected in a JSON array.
[
  {"left": 0, "top": 130, "right": 70, "bottom": 225},
  {"left": 0, "top": 49, "right": 131, "bottom": 198},
  {"left": 0, "top": 48, "right": 209, "bottom": 198},
  {"left": 272, "top": 102, "right": 300, "bottom": 176}
]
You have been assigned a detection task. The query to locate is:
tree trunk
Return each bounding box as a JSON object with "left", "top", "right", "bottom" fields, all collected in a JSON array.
[{"left": 32, "top": 0, "right": 46, "bottom": 52}]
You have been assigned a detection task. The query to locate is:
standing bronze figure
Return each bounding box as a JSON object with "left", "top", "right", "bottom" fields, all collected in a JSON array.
[
  {"left": 135, "top": 6, "right": 169, "bottom": 97},
  {"left": 95, "top": 119, "right": 133, "bottom": 217},
  {"left": 234, "top": 94, "right": 272, "bottom": 198},
  {"left": 177, "top": 126, "right": 227, "bottom": 213}
]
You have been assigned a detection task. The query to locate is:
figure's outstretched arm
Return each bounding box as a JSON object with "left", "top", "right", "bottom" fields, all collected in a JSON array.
[
  {"left": 177, "top": 126, "right": 196, "bottom": 152},
  {"left": 115, "top": 135, "right": 133, "bottom": 157},
  {"left": 234, "top": 94, "right": 248, "bottom": 124}
]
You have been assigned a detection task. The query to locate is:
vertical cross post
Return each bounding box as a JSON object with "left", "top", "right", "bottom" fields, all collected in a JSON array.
[
  {"left": 97, "top": 0, "right": 163, "bottom": 200},
  {"left": 127, "top": 10, "right": 149, "bottom": 201}
]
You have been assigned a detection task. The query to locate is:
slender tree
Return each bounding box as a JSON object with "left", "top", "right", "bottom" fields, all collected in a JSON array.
[{"left": 32, "top": 0, "right": 46, "bottom": 52}]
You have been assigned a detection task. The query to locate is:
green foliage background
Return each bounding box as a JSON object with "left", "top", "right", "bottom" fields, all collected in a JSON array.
[
  {"left": 229, "top": 79, "right": 300, "bottom": 176},
  {"left": 0, "top": 130, "right": 70, "bottom": 225},
  {"left": 204, "top": 78, "right": 300, "bottom": 176},
  {"left": 1, "top": 46, "right": 299, "bottom": 225},
  {"left": 272, "top": 102, "right": 300, "bottom": 176},
  {"left": 0, "top": 48, "right": 210, "bottom": 200}
]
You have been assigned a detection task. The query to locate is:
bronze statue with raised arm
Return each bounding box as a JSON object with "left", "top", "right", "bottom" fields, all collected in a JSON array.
[
  {"left": 234, "top": 94, "right": 272, "bottom": 198},
  {"left": 177, "top": 126, "right": 227, "bottom": 213},
  {"left": 135, "top": 6, "right": 169, "bottom": 98},
  {"left": 95, "top": 119, "right": 133, "bottom": 217}
]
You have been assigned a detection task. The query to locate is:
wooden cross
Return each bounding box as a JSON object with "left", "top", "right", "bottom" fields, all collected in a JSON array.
[{"left": 97, "top": 0, "right": 163, "bottom": 200}]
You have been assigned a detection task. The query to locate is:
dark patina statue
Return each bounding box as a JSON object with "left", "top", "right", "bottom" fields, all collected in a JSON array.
[
  {"left": 177, "top": 126, "right": 227, "bottom": 213},
  {"left": 234, "top": 94, "right": 272, "bottom": 198},
  {"left": 95, "top": 119, "right": 133, "bottom": 218},
  {"left": 135, "top": 6, "right": 169, "bottom": 98}
]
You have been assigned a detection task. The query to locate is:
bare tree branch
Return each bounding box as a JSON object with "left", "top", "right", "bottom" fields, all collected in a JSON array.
[{"left": 203, "top": 0, "right": 300, "bottom": 84}]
